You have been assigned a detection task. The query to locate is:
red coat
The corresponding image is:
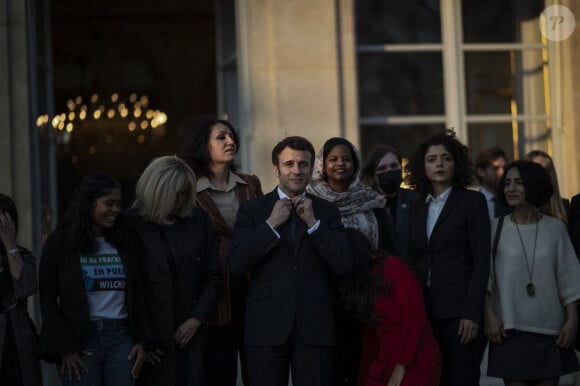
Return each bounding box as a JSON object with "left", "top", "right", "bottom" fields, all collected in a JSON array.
[{"left": 358, "top": 257, "right": 442, "bottom": 386}]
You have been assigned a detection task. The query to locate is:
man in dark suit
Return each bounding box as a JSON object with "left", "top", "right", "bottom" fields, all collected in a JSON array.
[
  {"left": 475, "top": 146, "right": 511, "bottom": 221},
  {"left": 228, "top": 136, "right": 352, "bottom": 386}
]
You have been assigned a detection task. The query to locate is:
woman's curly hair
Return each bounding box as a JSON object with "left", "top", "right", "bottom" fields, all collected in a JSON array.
[
  {"left": 406, "top": 129, "right": 474, "bottom": 193},
  {"left": 59, "top": 172, "right": 121, "bottom": 254}
]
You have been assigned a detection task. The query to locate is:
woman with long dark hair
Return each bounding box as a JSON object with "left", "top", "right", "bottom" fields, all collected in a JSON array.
[
  {"left": 406, "top": 129, "right": 490, "bottom": 386},
  {"left": 338, "top": 229, "right": 441, "bottom": 386},
  {"left": 39, "top": 172, "right": 154, "bottom": 386},
  {"left": 485, "top": 160, "right": 580, "bottom": 385},
  {"left": 0, "top": 193, "right": 41, "bottom": 386},
  {"left": 185, "top": 117, "right": 262, "bottom": 386}
]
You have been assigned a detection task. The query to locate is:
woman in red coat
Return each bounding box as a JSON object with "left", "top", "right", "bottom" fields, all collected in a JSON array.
[{"left": 339, "top": 229, "right": 441, "bottom": 386}]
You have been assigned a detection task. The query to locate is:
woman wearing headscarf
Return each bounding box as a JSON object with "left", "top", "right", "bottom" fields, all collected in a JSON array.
[{"left": 307, "top": 137, "right": 394, "bottom": 386}]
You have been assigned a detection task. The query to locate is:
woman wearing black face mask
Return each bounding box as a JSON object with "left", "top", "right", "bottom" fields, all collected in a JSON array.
[{"left": 361, "top": 146, "right": 419, "bottom": 264}]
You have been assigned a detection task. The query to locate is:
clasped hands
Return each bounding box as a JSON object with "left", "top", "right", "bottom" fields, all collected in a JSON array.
[{"left": 267, "top": 196, "right": 316, "bottom": 229}]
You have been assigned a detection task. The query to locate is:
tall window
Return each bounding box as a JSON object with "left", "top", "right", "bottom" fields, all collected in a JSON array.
[
  {"left": 356, "top": 0, "right": 549, "bottom": 163},
  {"left": 216, "top": 0, "right": 239, "bottom": 124}
]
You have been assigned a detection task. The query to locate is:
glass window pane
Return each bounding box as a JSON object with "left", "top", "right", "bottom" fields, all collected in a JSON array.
[
  {"left": 465, "top": 50, "right": 547, "bottom": 115},
  {"left": 217, "top": 0, "right": 237, "bottom": 60},
  {"left": 462, "top": 0, "right": 544, "bottom": 43},
  {"left": 358, "top": 53, "right": 444, "bottom": 116},
  {"left": 355, "top": 1, "right": 441, "bottom": 45},
  {"left": 360, "top": 124, "right": 446, "bottom": 163},
  {"left": 465, "top": 52, "right": 513, "bottom": 114},
  {"left": 468, "top": 123, "right": 515, "bottom": 163}
]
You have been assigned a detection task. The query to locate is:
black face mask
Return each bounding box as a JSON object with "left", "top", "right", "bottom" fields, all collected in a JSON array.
[{"left": 377, "top": 170, "right": 402, "bottom": 194}]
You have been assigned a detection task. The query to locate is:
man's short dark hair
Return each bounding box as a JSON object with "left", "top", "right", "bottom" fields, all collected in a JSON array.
[
  {"left": 271, "top": 136, "right": 315, "bottom": 166},
  {"left": 475, "top": 146, "right": 507, "bottom": 170},
  {"left": 497, "top": 160, "right": 553, "bottom": 207}
]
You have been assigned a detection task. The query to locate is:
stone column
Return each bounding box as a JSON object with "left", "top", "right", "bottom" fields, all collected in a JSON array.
[
  {"left": 0, "top": 0, "right": 35, "bottom": 251},
  {"left": 236, "top": 0, "right": 358, "bottom": 188}
]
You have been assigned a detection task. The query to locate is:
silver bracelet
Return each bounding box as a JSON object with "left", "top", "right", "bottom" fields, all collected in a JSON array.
[{"left": 6, "top": 248, "right": 19, "bottom": 255}]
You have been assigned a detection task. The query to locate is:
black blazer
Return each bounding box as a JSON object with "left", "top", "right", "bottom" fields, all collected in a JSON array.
[
  {"left": 409, "top": 188, "right": 490, "bottom": 323},
  {"left": 393, "top": 188, "right": 420, "bottom": 263},
  {"left": 38, "top": 227, "right": 149, "bottom": 359},
  {"left": 125, "top": 209, "right": 221, "bottom": 386},
  {"left": 228, "top": 189, "right": 352, "bottom": 347},
  {"left": 568, "top": 194, "right": 580, "bottom": 258},
  {"left": 125, "top": 208, "right": 221, "bottom": 341}
]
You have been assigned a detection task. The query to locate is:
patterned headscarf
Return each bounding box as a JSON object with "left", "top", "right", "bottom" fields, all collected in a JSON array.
[{"left": 307, "top": 140, "right": 385, "bottom": 248}]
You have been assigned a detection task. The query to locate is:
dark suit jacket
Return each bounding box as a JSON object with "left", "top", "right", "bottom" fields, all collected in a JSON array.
[
  {"left": 38, "top": 227, "right": 150, "bottom": 359},
  {"left": 228, "top": 189, "right": 352, "bottom": 347},
  {"left": 569, "top": 194, "right": 580, "bottom": 258},
  {"left": 126, "top": 208, "right": 221, "bottom": 386},
  {"left": 409, "top": 188, "right": 490, "bottom": 323},
  {"left": 393, "top": 188, "right": 420, "bottom": 264}
]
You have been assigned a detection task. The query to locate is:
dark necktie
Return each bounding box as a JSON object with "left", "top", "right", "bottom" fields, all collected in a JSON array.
[{"left": 290, "top": 209, "right": 298, "bottom": 245}]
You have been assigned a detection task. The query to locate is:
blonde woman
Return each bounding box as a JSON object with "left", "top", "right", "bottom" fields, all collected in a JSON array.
[
  {"left": 526, "top": 150, "right": 569, "bottom": 223},
  {"left": 127, "top": 155, "right": 221, "bottom": 386}
]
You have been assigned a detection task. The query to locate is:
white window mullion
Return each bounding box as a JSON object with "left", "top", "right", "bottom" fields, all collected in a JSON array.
[{"left": 440, "top": 0, "right": 467, "bottom": 141}]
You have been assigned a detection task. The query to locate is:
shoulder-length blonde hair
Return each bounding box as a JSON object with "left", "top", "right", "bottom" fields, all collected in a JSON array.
[
  {"left": 133, "top": 155, "right": 197, "bottom": 225},
  {"left": 525, "top": 150, "right": 568, "bottom": 223}
]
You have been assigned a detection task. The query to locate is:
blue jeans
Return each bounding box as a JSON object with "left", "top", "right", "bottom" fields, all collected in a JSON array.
[{"left": 60, "top": 319, "right": 135, "bottom": 386}]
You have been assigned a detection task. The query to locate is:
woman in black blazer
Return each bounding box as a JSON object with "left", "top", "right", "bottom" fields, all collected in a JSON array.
[
  {"left": 39, "top": 172, "right": 154, "bottom": 386},
  {"left": 406, "top": 130, "right": 490, "bottom": 386},
  {"left": 127, "top": 155, "right": 221, "bottom": 386}
]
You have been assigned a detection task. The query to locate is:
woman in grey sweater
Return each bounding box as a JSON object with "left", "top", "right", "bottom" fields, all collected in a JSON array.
[{"left": 485, "top": 160, "right": 580, "bottom": 386}]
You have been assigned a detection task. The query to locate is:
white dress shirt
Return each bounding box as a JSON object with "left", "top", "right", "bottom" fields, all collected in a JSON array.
[{"left": 425, "top": 186, "right": 452, "bottom": 240}]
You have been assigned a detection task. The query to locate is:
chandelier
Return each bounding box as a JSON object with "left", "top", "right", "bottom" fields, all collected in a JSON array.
[{"left": 36, "top": 92, "right": 167, "bottom": 146}]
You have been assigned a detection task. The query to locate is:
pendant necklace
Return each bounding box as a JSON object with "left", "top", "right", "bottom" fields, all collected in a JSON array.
[{"left": 513, "top": 212, "right": 538, "bottom": 296}]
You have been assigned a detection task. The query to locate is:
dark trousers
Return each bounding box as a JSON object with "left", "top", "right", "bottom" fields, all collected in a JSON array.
[
  {"left": 1, "top": 316, "right": 23, "bottom": 386},
  {"left": 245, "top": 329, "right": 332, "bottom": 386},
  {"left": 430, "top": 318, "right": 486, "bottom": 386},
  {"left": 205, "top": 325, "right": 248, "bottom": 386},
  {"left": 174, "top": 328, "right": 207, "bottom": 386},
  {"left": 331, "top": 307, "right": 361, "bottom": 386}
]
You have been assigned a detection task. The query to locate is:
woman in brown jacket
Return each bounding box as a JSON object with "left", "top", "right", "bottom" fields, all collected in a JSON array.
[
  {"left": 185, "top": 117, "right": 263, "bottom": 386},
  {"left": 0, "top": 193, "right": 41, "bottom": 386}
]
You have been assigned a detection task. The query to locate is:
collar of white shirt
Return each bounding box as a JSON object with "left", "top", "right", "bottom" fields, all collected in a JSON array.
[
  {"left": 276, "top": 187, "right": 306, "bottom": 200},
  {"left": 425, "top": 186, "right": 452, "bottom": 204},
  {"left": 479, "top": 186, "right": 495, "bottom": 202}
]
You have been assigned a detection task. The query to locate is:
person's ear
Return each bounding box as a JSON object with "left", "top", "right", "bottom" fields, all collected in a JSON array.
[
  {"left": 476, "top": 166, "right": 484, "bottom": 179},
  {"left": 272, "top": 164, "right": 280, "bottom": 177}
]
